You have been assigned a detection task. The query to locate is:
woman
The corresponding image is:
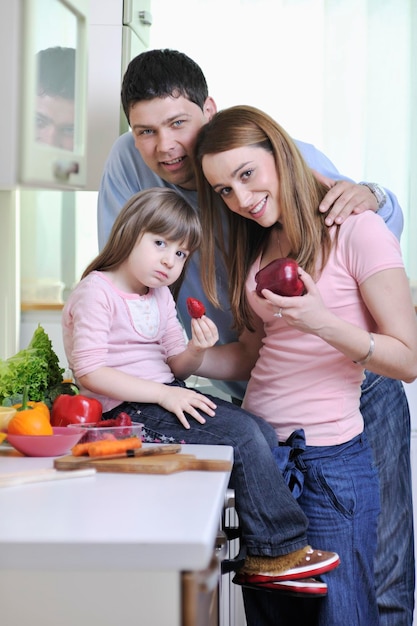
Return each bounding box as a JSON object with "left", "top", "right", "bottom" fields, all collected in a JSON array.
[{"left": 193, "top": 105, "right": 417, "bottom": 625}]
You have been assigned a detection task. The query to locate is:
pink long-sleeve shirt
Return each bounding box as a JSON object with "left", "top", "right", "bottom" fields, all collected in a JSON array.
[
  {"left": 62, "top": 271, "right": 187, "bottom": 412},
  {"left": 242, "top": 211, "right": 404, "bottom": 446}
]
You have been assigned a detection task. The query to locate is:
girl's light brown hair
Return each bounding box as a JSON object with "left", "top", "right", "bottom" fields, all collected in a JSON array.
[
  {"left": 194, "top": 105, "right": 332, "bottom": 332},
  {"left": 82, "top": 188, "right": 201, "bottom": 295}
]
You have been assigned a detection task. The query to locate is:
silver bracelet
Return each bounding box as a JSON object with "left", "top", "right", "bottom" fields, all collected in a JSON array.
[{"left": 353, "top": 332, "right": 375, "bottom": 365}]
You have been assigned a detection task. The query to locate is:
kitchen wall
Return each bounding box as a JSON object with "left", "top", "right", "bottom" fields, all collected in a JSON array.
[{"left": 18, "top": 0, "right": 417, "bottom": 314}]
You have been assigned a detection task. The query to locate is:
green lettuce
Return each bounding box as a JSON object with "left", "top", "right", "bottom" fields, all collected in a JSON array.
[{"left": 0, "top": 325, "right": 64, "bottom": 403}]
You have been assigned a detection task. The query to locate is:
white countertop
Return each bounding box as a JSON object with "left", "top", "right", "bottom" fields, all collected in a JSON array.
[{"left": 0, "top": 444, "right": 233, "bottom": 573}]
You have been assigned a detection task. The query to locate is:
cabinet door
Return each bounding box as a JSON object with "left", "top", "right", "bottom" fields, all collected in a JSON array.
[
  {"left": 19, "top": 0, "right": 88, "bottom": 188},
  {"left": 123, "top": 0, "right": 152, "bottom": 48},
  {"left": 120, "top": 24, "right": 147, "bottom": 135}
]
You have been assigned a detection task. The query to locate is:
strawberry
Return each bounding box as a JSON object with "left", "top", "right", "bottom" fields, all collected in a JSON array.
[
  {"left": 115, "top": 412, "right": 132, "bottom": 427},
  {"left": 115, "top": 411, "right": 133, "bottom": 436},
  {"left": 186, "top": 297, "right": 206, "bottom": 319},
  {"left": 97, "top": 418, "right": 119, "bottom": 428}
]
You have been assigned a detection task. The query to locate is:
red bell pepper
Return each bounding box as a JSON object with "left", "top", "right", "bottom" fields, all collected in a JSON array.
[{"left": 51, "top": 391, "right": 102, "bottom": 427}]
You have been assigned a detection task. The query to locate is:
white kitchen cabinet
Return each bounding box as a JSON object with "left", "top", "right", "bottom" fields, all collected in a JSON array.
[
  {"left": 123, "top": 0, "right": 152, "bottom": 47},
  {"left": 0, "top": 0, "right": 151, "bottom": 192},
  {"left": 0, "top": 0, "right": 89, "bottom": 190},
  {"left": 120, "top": 0, "right": 152, "bottom": 133},
  {"left": 88, "top": 0, "right": 152, "bottom": 182},
  {"left": 0, "top": 0, "right": 153, "bottom": 358},
  {"left": 85, "top": 1, "right": 124, "bottom": 189}
]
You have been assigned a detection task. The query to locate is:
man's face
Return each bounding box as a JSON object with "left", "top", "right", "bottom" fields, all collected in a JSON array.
[
  {"left": 129, "top": 95, "right": 216, "bottom": 190},
  {"left": 35, "top": 94, "right": 75, "bottom": 150}
]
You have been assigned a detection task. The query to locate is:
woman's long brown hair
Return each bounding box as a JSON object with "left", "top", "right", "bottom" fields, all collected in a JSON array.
[{"left": 194, "top": 105, "right": 333, "bottom": 332}]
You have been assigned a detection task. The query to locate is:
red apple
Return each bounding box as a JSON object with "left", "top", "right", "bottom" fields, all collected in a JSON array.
[{"left": 255, "top": 258, "right": 304, "bottom": 298}]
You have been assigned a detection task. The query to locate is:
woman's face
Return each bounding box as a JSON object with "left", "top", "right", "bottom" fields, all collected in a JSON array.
[{"left": 202, "top": 145, "right": 280, "bottom": 227}]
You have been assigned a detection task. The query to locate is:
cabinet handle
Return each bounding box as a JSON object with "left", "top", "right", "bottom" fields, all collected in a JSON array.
[
  {"left": 53, "top": 161, "right": 79, "bottom": 181},
  {"left": 215, "top": 530, "right": 228, "bottom": 560},
  {"left": 138, "top": 10, "right": 152, "bottom": 26}
]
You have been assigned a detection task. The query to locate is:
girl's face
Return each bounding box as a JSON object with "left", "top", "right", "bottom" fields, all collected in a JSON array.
[
  {"left": 202, "top": 145, "right": 280, "bottom": 227},
  {"left": 120, "top": 231, "right": 190, "bottom": 294}
]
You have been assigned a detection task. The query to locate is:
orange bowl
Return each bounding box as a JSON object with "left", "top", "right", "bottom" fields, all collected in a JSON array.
[{"left": 6, "top": 426, "right": 84, "bottom": 457}]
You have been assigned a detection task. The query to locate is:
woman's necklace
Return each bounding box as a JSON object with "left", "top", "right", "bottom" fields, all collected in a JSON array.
[
  {"left": 263, "top": 225, "right": 285, "bottom": 267},
  {"left": 277, "top": 232, "right": 284, "bottom": 258}
]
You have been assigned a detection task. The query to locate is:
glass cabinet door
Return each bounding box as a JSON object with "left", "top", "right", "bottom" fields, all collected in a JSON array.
[{"left": 19, "top": 0, "right": 88, "bottom": 188}]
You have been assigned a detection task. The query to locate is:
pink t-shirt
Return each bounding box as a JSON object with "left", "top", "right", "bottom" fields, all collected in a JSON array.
[
  {"left": 62, "top": 271, "right": 187, "bottom": 412},
  {"left": 242, "top": 211, "right": 404, "bottom": 446}
]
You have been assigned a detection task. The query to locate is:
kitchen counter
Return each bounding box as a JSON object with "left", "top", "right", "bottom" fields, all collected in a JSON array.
[{"left": 0, "top": 444, "right": 233, "bottom": 626}]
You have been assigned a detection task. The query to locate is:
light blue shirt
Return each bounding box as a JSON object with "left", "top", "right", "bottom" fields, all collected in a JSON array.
[{"left": 97, "top": 131, "right": 404, "bottom": 400}]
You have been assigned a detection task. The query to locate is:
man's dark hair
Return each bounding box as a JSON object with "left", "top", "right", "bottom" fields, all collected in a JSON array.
[
  {"left": 121, "top": 49, "right": 209, "bottom": 123},
  {"left": 36, "top": 47, "right": 76, "bottom": 99}
]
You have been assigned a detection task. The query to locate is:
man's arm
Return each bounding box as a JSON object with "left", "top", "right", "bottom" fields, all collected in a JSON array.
[{"left": 295, "top": 139, "right": 404, "bottom": 240}]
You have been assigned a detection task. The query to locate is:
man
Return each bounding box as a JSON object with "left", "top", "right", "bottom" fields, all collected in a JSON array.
[
  {"left": 35, "top": 47, "right": 75, "bottom": 150},
  {"left": 97, "top": 49, "right": 414, "bottom": 625}
]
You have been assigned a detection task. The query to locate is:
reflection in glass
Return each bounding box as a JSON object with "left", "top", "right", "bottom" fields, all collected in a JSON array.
[{"left": 35, "top": 46, "right": 76, "bottom": 151}]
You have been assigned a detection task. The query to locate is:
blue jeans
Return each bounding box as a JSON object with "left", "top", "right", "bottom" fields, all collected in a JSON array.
[
  {"left": 242, "top": 373, "right": 415, "bottom": 626},
  {"left": 104, "top": 381, "right": 309, "bottom": 556},
  {"left": 243, "top": 432, "right": 380, "bottom": 626},
  {"left": 361, "top": 373, "right": 415, "bottom": 626}
]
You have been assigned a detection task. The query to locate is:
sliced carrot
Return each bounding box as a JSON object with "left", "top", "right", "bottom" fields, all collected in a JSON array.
[
  {"left": 71, "top": 442, "right": 92, "bottom": 457},
  {"left": 87, "top": 437, "right": 142, "bottom": 458}
]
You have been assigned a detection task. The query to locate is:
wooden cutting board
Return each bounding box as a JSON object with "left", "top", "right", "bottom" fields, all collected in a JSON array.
[{"left": 54, "top": 452, "right": 232, "bottom": 474}]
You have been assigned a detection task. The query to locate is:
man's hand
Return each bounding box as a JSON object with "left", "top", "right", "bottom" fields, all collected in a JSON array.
[{"left": 312, "top": 170, "right": 378, "bottom": 226}]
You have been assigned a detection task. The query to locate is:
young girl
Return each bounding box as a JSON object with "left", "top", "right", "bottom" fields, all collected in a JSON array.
[
  {"left": 193, "top": 106, "right": 417, "bottom": 625},
  {"left": 62, "top": 187, "right": 339, "bottom": 600}
]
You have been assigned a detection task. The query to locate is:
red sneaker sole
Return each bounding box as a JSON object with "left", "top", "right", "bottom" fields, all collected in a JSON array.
[{"left": 233, "top": 575, "right": 328, "bottom": 597}]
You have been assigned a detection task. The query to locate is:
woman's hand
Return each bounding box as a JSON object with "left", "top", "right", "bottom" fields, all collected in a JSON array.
[
  {"left": 158, "top": 385, "right": 217, "bottom": 429},
  {"left": 260, "top": 267, "right": 334, "bottom": 335}
]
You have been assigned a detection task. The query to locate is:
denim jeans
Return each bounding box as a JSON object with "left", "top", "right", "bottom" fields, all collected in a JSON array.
[
  {"left": 243, "top": 432, "right": 380, "bottom": 626},
  {"left": 360, "top": 373, "right": 415, "bottom": 626},
  {"left": 242, "top": 373, "right": 414, "bottom": 626},
  {"left": 104, "top": 381, "right": 309, "bottom": 556}
]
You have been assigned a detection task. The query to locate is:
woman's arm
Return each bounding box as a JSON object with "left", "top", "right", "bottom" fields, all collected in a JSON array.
[
  {"left": 193, "top": 316, "right": 265, "bottom": 381},
  {"left": 262, "top": 267, "right": 417, "bottom": 383},
  {"left": 356, "top": 268, "right": 417, "bottom": 380}
]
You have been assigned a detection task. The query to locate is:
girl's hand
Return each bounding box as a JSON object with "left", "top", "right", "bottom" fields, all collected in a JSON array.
[
  {"left": 260, "top": 267, "right": 334, "bottom": 335},
  {"left": 189, "top": 316, "right": 219, "bottom": 350},
  {"left": 158, "top": 386, "right": 217, "bottom": 429},
  {"left": 168, "top": 316, "right": 219, "bottom": 381}
]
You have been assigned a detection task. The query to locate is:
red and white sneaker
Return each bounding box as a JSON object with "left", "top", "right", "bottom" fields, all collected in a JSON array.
[
  {"left": 243, "top": 547, "right": 340, "bottom": 584},
  {"left": 233, "top": 574, "right": 328, "bottom": 597}
]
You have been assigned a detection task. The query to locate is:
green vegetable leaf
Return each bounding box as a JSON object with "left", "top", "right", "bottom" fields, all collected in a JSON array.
[{"left": 0, "top": 325, "right": 64, "bottom": 403}]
